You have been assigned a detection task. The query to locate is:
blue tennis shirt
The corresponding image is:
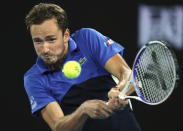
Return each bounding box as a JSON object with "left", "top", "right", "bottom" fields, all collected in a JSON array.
[{"left": 24, "top": 28, "right": 141, "bottom": 131}]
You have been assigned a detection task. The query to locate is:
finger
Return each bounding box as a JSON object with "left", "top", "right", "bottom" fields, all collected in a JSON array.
[
  {"left": 98, "top": 100, "right": 114, "bottom": 114},
  {"left": 92, "top": 108, "right": 110, "bottom": 119},
  {"left": 108, "top": 88, "right": 119, "bottom": 99},
  {"left": 112, "top": 98, "right": 126, "bottom": 109},
  {"left": 116, "top": 98, "right": 120, "bottom": 105},
  {"left": 108, "top": 96, "right": 112, "bottom": 100},
  {"left": 98, "top": 108, "right": 112, "bottom": 118},
  {"left": 119, "top": 98, "right": 129, "bottom": 104},
  {"left": 107, "top": 100, "right": 119, "bottom": 111},
  {"left": 111, "top": 98, "right": 120, "bottom": 107},
  {"left": 101, "top": 103, "right": 114, "bottom": 114}
]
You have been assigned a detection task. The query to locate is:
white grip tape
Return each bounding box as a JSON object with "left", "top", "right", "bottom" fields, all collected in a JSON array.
[{"left": 118, "top": 75, "right": 134, "bottom": 99}]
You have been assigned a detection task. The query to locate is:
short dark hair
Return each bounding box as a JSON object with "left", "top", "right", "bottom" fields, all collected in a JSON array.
[{"left": 25, "top": 3, "right": 68, "bottom": 33}]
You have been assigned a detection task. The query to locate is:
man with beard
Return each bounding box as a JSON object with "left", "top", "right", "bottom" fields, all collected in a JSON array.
[{"left": 24, "top": 3, "right": 141, "bottom": 131}]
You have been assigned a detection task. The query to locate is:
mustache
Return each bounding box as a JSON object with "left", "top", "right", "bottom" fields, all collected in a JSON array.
[{"left": 41, "top": 53, "right": 53, "bottom": 57}]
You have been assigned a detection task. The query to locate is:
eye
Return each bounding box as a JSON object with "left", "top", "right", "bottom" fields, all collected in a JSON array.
[
  {"left": 48, "top": 38, "right": 56, "bottom": 42},
  {"left": 33, "top": 38, "right": 43, "bottom": 44},
  {"left": 45, "top": 37, "right": 57, "bottom": 43}
]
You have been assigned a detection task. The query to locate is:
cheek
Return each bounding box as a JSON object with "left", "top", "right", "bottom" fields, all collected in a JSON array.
[
  {"left": 53, "top": 42, "right": 65, "bottom": 53},
  {"left": 34, "top": 45, "right": 41, "bottom": 54}
]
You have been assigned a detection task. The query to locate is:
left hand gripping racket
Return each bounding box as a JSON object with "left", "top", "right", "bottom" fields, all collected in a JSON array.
[{"left": 119, "top": 40, "right": 179, "bottom": 105}]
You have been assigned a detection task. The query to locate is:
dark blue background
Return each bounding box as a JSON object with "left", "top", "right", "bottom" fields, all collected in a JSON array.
[{"left": 2, "top": 0, "right": 182, "bottom": 130}]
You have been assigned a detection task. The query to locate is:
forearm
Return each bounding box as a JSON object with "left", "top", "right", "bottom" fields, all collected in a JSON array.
[{"left": 54, "top": 106, "right": 88, "bottom": 131}]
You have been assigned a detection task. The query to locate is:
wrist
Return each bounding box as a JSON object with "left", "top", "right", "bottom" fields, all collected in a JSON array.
[
  {"left": 78, "top": 103, "right": 89, "bottom": 119},
  {"left": 113, "top": 86, "right": 121, "bottom": 92}
]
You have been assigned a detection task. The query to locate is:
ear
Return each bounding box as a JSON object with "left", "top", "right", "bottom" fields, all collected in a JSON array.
[{"left": 64, "top": 28, "right": 70, "bottom": 43}]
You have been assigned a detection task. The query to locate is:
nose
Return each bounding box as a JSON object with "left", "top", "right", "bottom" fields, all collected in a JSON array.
[{"left": 42, "top": 42, "right": 50, "bottom": 53}]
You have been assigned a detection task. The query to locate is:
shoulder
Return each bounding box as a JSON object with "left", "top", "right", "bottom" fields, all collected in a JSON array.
[
  {"left": 24, "top": 64, "right": 42, "bottom": 84},
  {"left": 71, "top": 28, "right": 102, "bottom": 39},
  {"left": 73, "top": 27, "right": 97, "bottom": 34}
]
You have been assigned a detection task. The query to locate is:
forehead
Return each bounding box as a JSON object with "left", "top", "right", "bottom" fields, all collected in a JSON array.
[{"left": 30, "top": 18, "right": 62, "bottom": 37}]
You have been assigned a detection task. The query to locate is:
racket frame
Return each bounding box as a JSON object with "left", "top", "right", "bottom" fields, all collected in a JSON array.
[{"left": 118, "top": 40, "right": 177, "bottom": 105}]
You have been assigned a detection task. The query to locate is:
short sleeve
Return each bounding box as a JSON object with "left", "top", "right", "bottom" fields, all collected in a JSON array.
[
  {"left": 24, "top": 75, "right": 56, "bottom": 117},
  {"left": 79, "top": 28, "right": 124, "bottom": 67}
]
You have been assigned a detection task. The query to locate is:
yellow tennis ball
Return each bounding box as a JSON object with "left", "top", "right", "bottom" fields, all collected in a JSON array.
[{"left": 62, "top": 60, "right": 81, "bottom": 79}]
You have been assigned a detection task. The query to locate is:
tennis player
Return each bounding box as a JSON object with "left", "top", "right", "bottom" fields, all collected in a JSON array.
[{"left": 24, "top": 3, "right": 141, "bottom": 131}]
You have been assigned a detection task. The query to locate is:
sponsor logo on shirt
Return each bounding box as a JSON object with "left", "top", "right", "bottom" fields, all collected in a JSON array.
[
  {"left": 79, "top": 57, "right": 87, "bottom": 65},
  {"left": 104, "top": 39, "right": 114, "bottom": 47},
  {"left": 30, "top": 96, "right": 37, "bottom": 110}
]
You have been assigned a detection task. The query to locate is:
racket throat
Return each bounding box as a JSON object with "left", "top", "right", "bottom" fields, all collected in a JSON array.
[{"left": 119, "top": 96, "right": 146, "bottom": 104}]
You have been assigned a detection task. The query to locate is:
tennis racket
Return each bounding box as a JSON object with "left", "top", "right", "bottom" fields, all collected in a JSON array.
[{"left": 119, "top": 40, "right": 179, "bottom": 105}]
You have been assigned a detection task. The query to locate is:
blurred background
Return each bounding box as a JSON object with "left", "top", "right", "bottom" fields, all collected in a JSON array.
[{"left": 2, "top": 0, "right": 182, "bottom": 130}]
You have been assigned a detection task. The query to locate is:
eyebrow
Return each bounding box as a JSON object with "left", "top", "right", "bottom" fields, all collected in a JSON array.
[
  {"left": 32, "top": 35, "right": 56, "bottom": 42},
  {"left": 45, "top": 35, "right": 56, "bottom": 39}
]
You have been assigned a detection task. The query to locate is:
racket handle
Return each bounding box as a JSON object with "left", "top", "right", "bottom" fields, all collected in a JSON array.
[
  {"left": 128, "top": 99, "right": 133, "bottom": 111},
  {"left": 119, "top": 75, "right": 134, "bottom": 99},
  {"left": 106, "top": 100, "right": 133, "bottom": 111}
]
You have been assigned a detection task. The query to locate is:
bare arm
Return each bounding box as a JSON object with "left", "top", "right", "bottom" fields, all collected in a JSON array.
[
  {"left": 41, "top": 100, "right": 113, "bottom": 131},
  {"left": 104, "top": 54, "right": 134, "bottom": 109},
  {"left": 105, "top": 53, "right": 134, "bottom": 95},
  {"left": 41, "top": 101, "right": 87, "bottom": 131}
]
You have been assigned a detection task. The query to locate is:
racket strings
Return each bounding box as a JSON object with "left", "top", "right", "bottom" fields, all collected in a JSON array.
[{"left": 135, "top": 43, "right": 175, "bottom": 103}]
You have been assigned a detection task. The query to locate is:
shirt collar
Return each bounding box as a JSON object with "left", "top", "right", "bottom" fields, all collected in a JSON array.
[
  {"left": 68, "top": 37, "right": 77, "bottom": 53},
  {"left": 36, "top": 37, "right": 77, "bottom": 74}
]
